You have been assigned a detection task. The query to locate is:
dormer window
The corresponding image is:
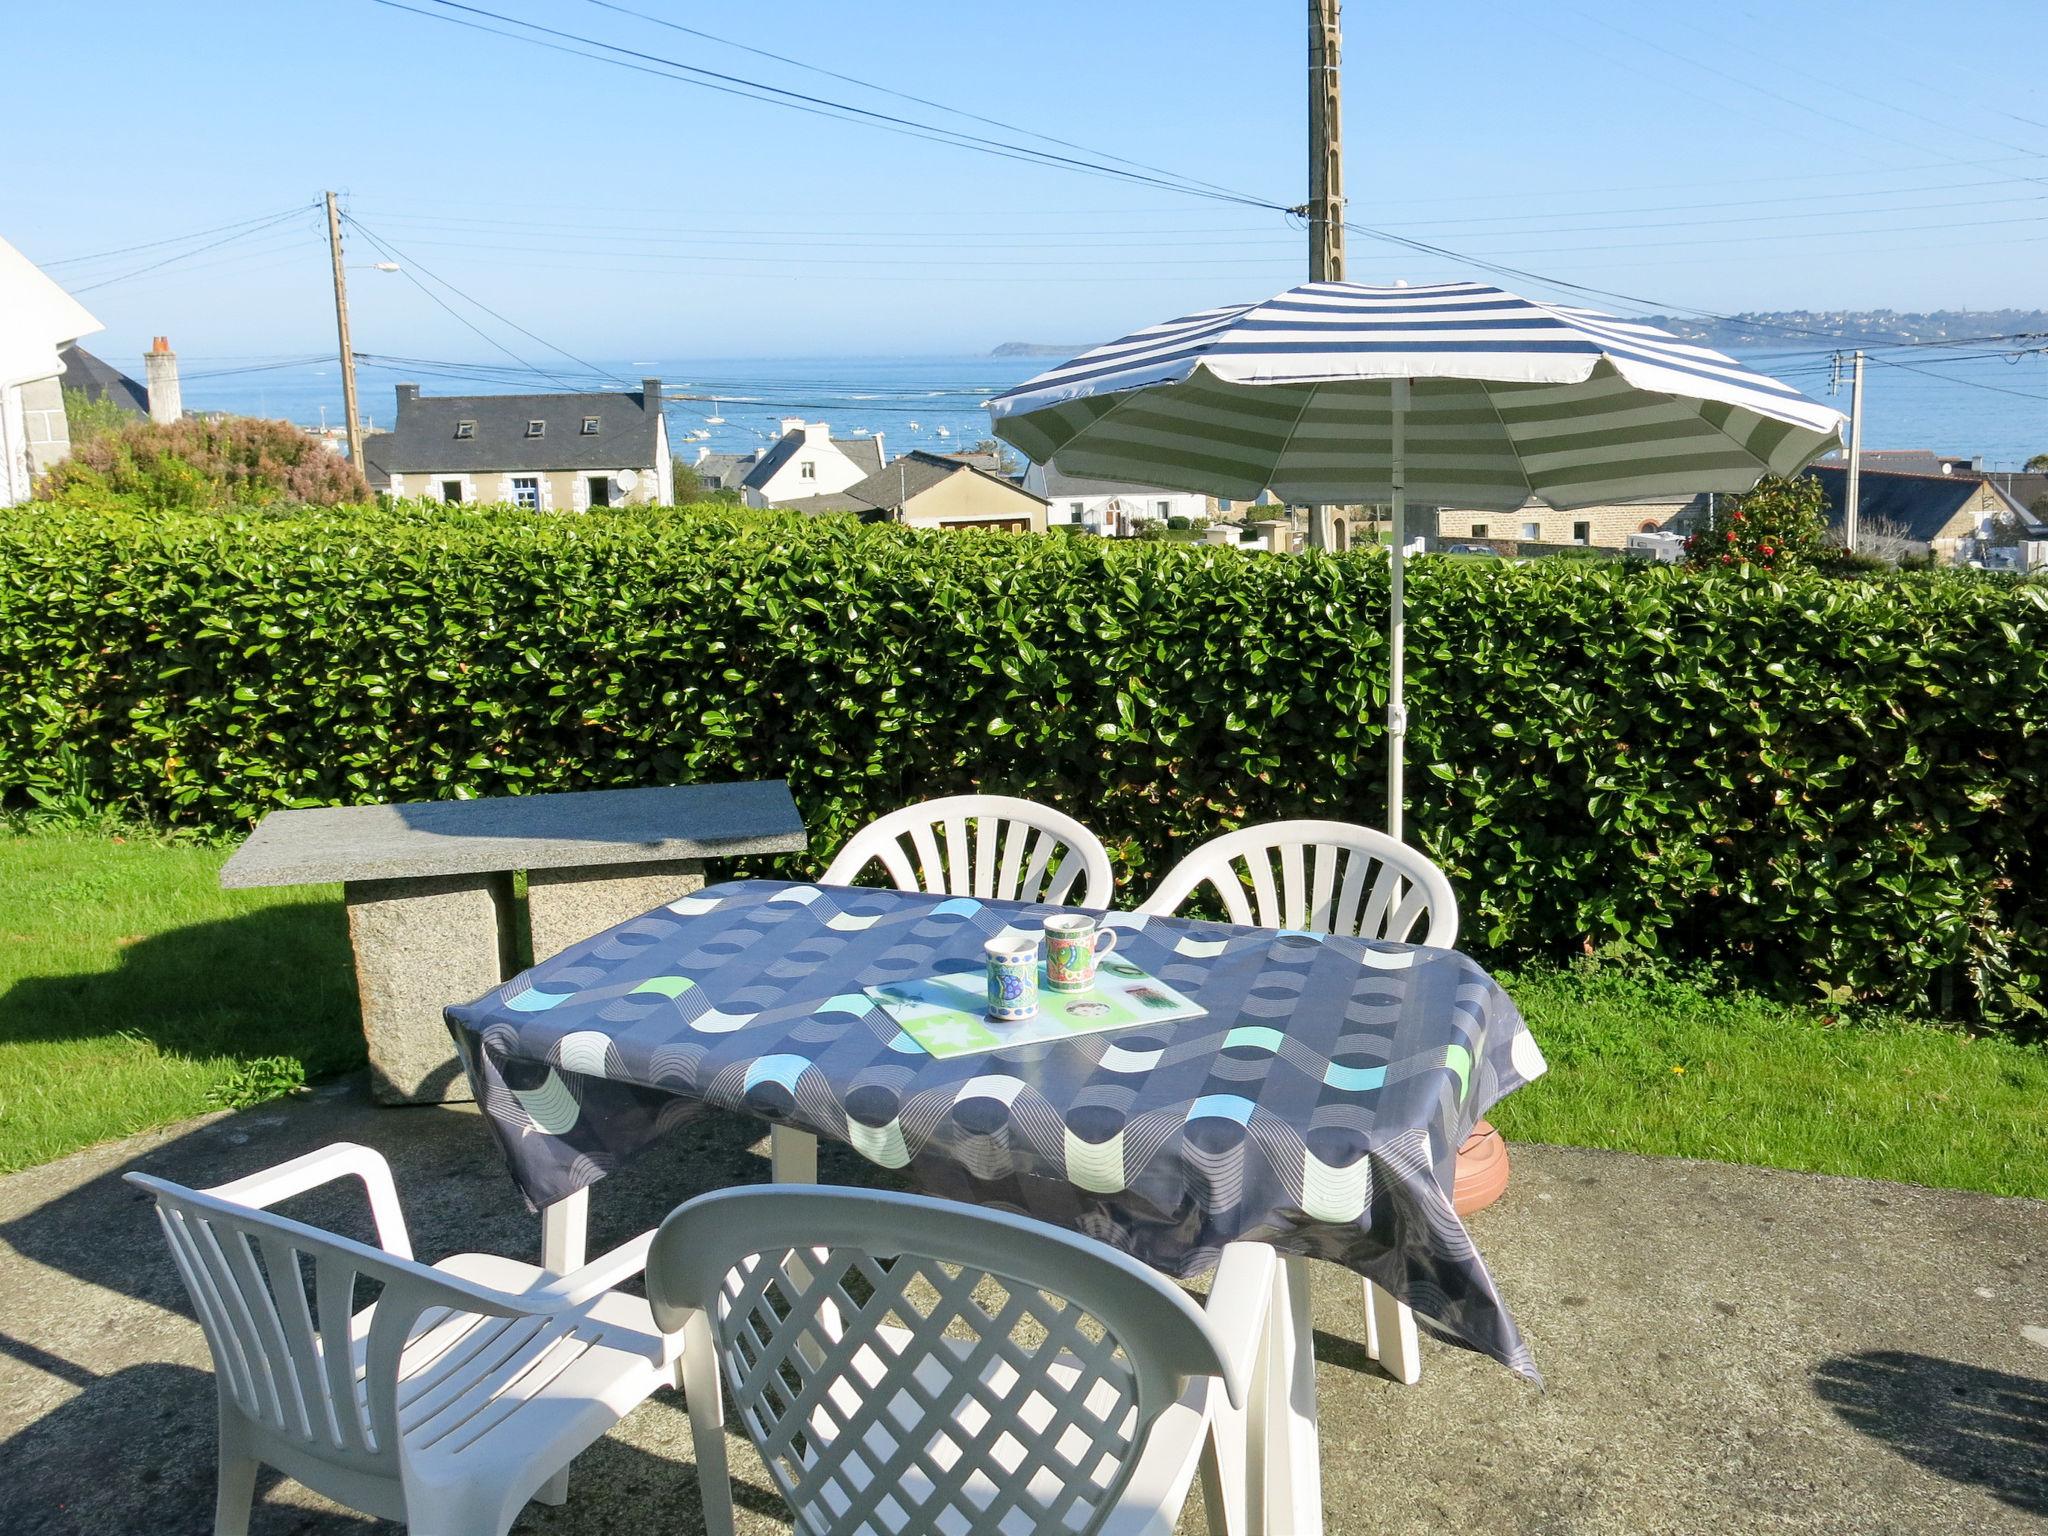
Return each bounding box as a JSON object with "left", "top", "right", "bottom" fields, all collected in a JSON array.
[
  {"left": 581, "top": 416, "right": 600, "bottom": 435},
  {"left": 454, "top": 420, "right": 476, "bottom": 439},
  {"left": 526, "top": 420, "right": 545, "bottom": 438}
]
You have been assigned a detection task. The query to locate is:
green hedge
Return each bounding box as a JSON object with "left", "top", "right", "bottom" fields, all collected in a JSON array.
[{"left": 2, "top": 499, "right": 2042, "bottom": 1024}]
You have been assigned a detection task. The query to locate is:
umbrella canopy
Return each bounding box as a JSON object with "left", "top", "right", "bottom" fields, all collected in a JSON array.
[
  {"left": 986, "top": 280, "right": 1844, "bottom": 843},
  {"left": 987, "top": 280, "right": 1844, "bottom": 510}
]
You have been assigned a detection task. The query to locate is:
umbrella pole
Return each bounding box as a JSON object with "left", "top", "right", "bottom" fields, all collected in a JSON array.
[{"left": 1387, "top": 379, "right": 1409, "bottom": 843}]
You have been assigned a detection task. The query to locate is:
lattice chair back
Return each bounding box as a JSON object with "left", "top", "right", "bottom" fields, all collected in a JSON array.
[
  {"left": 647, "top": 1186, "right": 1233, "bottom": 1536},
  {"left": 1139, "top": 819, "right": 1459, "bottom": 947},
  {"left": 129, "top": 1171, "right": 533, "bottom": 1496},
  {"left": 819, "top": 794, "right": 1114, "bottom": 908}
]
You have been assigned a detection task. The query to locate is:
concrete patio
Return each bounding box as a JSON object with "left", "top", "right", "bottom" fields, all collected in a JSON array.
[{"left": 1, "top": 1077, "right": 2040, "bottom": 1535}]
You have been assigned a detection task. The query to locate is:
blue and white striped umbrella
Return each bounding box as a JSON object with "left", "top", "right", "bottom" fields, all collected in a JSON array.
[
  {"left": 986, "top": 280, "right": 1845, "bottom": 840},
  {"left": 987, "top": 280, "right": 1844, "bottom": 509}
]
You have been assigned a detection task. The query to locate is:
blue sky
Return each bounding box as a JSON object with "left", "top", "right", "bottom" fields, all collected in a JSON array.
[{"left": 9, "top": 0, "right": 2047, "bottom": 363}]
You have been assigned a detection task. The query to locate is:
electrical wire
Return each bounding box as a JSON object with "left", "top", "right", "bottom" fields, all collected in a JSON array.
[
  {"left": 69, "top": 207, "right": 320, "bottom": 293},
  {"left": 40, "top": 204, "right": 322, "bottom": 268}
]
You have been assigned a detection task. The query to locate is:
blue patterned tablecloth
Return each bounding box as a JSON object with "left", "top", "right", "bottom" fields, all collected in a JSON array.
[{"left": 445, "top": 878, "right": 1547, "bottom": 1376}]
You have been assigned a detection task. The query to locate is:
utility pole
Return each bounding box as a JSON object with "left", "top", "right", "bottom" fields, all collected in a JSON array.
[
  {"left": 325, "top": 191, "right": 364, "bottom": 474},
  {"left": 1844, "top": 350, "right": 1864, "bottom": 553},
  {"left": 1306, "top": 0, "right": 1344, "bottom": 549}
]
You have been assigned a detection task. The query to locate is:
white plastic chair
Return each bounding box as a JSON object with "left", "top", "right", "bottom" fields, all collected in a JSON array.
[
  {"left": 1139, "top": 820, "right": 1459, "bottom": 1388},
  {"left": 820, "top": 794, "right": 1115, "bottom": 908},
  {"left": 646, "top": 1185, "right": 1275, "bottom": 1536},
  {"left": 128, "top": 1143, "right": 679, "bottom": 1536},
  {"left": 1137, "top": 818, "right": 1457, "bottom": 947}
]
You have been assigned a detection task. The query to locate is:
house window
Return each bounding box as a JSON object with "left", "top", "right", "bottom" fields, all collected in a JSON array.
[
  {"left": 1572, "top": 520, "right": 1592, "bottom": 545},
  {"left": 526, "top": 420, "right": 545, "bottom": 438},
  {"left": 454, "top": 421, "right": 475, "bottom": 439},
  {"left": 800, "top": 460, "right": 816, "bottom": 480},
  {"left": 512, "top": 476, "right": 541, "bottom": 509},
  {"left": 1218, "top": 498, "right": 1234, "bottom": 512},
  {"left": 587, "top": 475, "right": 612, "bottom": 508},
  {"left": 581, "top": 416, "right": 600, "bottom": 435},
  {"left": 440, "top": 480, "right": 463, "bottom": 504},
  {"left": 1520, "top": 521, "right": 1540, "bottom": 541},
  {"left": 1069, "top": 502, "right": 1085, "bottom": 522},
  {"left": 1156, "top": 500, "right": 1171, "bottom": 517},
  {"left": 1471, "top": 522, "right": 1488, "bottom": 538}
]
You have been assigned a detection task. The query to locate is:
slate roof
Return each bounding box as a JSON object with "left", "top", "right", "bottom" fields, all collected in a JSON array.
[
  {"left": 1805, "top": 465, "right": 1994, "bottom": 543},
  {"left": 1035, "top": 464, "right": 1200, "bottom": 499},
  {"left": 375, "top": 381, "right": 664, "bottom": 474},
  {"left": 838, "top": 437, "right": 883, "bottom": 475},
  {"left": 784, "top": 451, "right": 1048, "bottom": 518},
  {"left": 691, "top": 451, "right": 757, "bottom": 490},
  {"left": 56, "top": 344, "right": 147, "bottom": 415}
]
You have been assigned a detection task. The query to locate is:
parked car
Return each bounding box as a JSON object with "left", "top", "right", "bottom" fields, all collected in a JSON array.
[{"left": 1444, "top": 543, "right": 1499, "bottom": 557}]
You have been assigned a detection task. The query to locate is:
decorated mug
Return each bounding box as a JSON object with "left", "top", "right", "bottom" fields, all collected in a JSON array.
[
  {"left": 1042, "top": 914, "right": 1119, "bottom": 992},
  {"left": 985, "top": 935, "right": 1040, "bottom": 1021}
]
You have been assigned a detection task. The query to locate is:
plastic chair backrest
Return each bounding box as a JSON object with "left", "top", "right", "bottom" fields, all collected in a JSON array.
[
  {"left": 819, "top": 794, "right": 1114, "bottom": 908},
  {"left": 646, "top": 1186, "right": 1231, "bottom": 1536},
  {"left": 1139, "top": 819, "right": 1458, "bottom": 946},
  {"left": 127, "top": 1172, "right": 533, "bottom": 1482}
]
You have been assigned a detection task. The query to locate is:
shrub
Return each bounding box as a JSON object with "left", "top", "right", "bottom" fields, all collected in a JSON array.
[
  {"left": 36, "top": 414, "right": 368, "bottom": 509},
  {"left": 1685, "top": 474, "right": 1828, "bottom": 572},
  {"left": 0, "top": 497, "right": 2042, "bottom": 1026}
]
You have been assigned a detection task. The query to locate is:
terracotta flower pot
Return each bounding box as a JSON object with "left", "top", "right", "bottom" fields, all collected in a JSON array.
[{"left": 1452, "top": 1119, "right": 1511, "bottom": 1217}]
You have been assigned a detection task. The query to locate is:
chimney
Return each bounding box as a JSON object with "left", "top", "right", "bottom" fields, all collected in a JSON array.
[
  {"left": 694, "top": 445, "right": 710, "bottom": 465},
  {"left": 778, "top": 416, "right": 807, "bottom": 439},
  {"left": 642, "top": 377, "right": 663, "bottom": 414},
  {"left": 144, "top": 336, "right": 182, "bottom": 425},
  {"left": 872, "top": 431, "right": 886, "bottom": 465},
  {"left": 395, "top": 382, "right": 420, "bottom": 409}
]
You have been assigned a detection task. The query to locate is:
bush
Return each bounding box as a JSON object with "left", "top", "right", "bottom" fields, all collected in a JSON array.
[
  {"left": 1167, "top": 515, "right": 1191, "bottom": 531},
  {"left": 1685, "top": 474, "right": 1828, "bottom": 572},
  {"left": 1, "top": 497, "right": 2043, "bottom": 1026},
  {"left": 36, "top": 414, "right": 367, "bottom": 510}
]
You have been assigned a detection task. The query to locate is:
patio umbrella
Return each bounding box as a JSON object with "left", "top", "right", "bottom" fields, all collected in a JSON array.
[{"left": 986, "top": 279, "right": 1846, "bottom": 840}]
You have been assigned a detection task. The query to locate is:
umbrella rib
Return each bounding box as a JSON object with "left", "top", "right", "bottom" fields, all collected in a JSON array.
[
  {"left": 1267, "top": 381, "right": 1321, "bottom": 507},
  {"left": 1474, "top": 380, "right": 1538, "bottom": 511}
]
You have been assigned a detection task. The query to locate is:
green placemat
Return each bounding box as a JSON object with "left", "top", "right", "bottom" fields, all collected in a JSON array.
[{"left": 867, "top": 955, "right": 1205, "bottom": 1059}]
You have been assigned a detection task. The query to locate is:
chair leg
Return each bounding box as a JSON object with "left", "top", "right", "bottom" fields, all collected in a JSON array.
[
  {"left": 1197, "top": 1416, "right": 1243, "bottom": 1536},
  {"left": 683, "top": 1311, "right": 738, "bottom": 1536},
  {"left": 1363, "top": 1279, "right": 1422, "bottom": 1386},
  {"left": 212, "top": 1424, "right": 260, "bottom": 1536},
  {"left": 1261, "top": 1257, "right": 1324, "bottom": 1536}
]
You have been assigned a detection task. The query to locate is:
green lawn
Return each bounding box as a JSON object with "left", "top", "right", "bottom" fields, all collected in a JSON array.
[
  {"left": 0, "top": 829, "right": 360, "bottom": 1173},
  {"left": 0, "top": 828, "right": 2042, "bottom": 1198},
  {"left": 1489, "top": 962, "right": 2048, "bottom": 1199}
]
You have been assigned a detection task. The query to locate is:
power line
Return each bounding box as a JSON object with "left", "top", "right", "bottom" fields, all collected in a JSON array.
[
  {"left": 40, "top": 205, "right": 321, "bottom": 267},
  {"left": 367, "top": 0, "right": 1289, "bottom": 215},
  {"left": 69, "top": 207, "right": 319, "bottom": 293},
  {"left": 582, "top": 0, "right": 1254, "bottom": 203}
]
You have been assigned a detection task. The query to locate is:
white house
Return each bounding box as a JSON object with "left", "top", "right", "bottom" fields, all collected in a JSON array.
[
  {"left": 0, "top": 235, "right": 102, "bottom": 505},
  {"left": 742, "top": 418, "right": 885, "bottom": 508},
  {"left": 1022, "top": 463, "right": 1210, "bottom": 535}
]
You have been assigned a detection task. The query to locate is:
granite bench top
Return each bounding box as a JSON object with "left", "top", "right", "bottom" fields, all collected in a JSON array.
[{"left": 220, "top": 781, "right": 808, "bottom": 889}]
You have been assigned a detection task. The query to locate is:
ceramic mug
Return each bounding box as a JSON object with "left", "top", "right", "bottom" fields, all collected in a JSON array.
[
  {"left": 985, "top": 935, "right": 1040, "bottom": 1021},
  {"left": 1042, "top": 914, "right": 1119, "bottom": 992}
]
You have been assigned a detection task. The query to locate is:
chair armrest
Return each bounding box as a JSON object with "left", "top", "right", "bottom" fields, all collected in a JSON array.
[
  {"left": 203, "top": 1142, "right": 413, "bottom": 1260},
  {"left": 532, "top": 1229, "right": 657, "bottom": 1309},
  {"left": 1200, "top": 1241, "right": 1276, "bottom": 1412}
]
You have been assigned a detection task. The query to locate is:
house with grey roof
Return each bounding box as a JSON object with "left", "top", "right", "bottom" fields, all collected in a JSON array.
[
  {"left": 741, "top": 418, "right": 885, "bottom": 508},
  {"left": 365, "top": 380, "right": 671, "bottom": 510},
  {"left": 1806, "top": 464, "right": 2045, "bottom": 563},
  {"left": 1021, "top": 462, "right": 1213, "bottom": 535},
  {"left": 779, "top": 449, "right": 1047, "bottom": 532},
  {"left": 688, "top": 448, "right": 760, "bottom": 493},
  {"left": 57, "top": 344, "right": 149, "bottom": 418}
]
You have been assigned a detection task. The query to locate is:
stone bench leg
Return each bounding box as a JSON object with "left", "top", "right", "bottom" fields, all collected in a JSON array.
[
  {"left": 524, "top": 858, "right": 705, "bottom": 965},
  {"left": 346, "top": 873, "right": 515, "bottom": 1105}
]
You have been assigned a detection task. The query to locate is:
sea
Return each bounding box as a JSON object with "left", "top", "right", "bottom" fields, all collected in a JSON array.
[{"left": 179, "top": 348, "right": 2048, "bottom": 475}]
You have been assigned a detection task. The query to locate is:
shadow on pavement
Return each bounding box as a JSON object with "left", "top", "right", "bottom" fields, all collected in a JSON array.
[{"left": 1814, "top": 1348, "right": 2048, "bottom": 1518}]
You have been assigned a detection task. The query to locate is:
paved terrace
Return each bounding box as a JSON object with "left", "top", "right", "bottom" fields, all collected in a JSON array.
[{"left": 1, "top": 1079, "right": 2041, "bottom": 1535}]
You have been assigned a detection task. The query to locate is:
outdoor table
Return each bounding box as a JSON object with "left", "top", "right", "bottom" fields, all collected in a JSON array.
[{"left": 445, "top": 877, "right": 1548, "bottom": 1532}]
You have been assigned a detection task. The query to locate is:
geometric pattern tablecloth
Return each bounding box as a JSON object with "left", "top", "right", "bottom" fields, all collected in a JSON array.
[{"left": 445, "top": 879, "right": 1547, "bottom": 1376}]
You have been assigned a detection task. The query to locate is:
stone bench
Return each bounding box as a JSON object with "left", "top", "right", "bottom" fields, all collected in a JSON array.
[{"left": 220, "top": 782, "right": 808, "bottom": 1104}]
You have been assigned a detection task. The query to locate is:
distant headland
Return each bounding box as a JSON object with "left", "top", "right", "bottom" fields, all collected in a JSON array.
[
  {"left": 989, "top": 342, "right": 1091, "bottom": 358},
  {"left": 1636, "top": 309, "right": 2048, "bottom": 349}
]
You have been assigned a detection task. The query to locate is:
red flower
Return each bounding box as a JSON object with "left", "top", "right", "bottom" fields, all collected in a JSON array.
[
  {"left": 1720, "top": 554, "right": 1733, "bottom": 564},
  {"left": 1726, "top": 531, "right": 1738, "bottom": 542},
  {"left": 1733, "top": 511, "right": 1747, "bottom": 522},
  {"left": 1759, "top": 545, "right": 1776, "bottom": 557}
]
